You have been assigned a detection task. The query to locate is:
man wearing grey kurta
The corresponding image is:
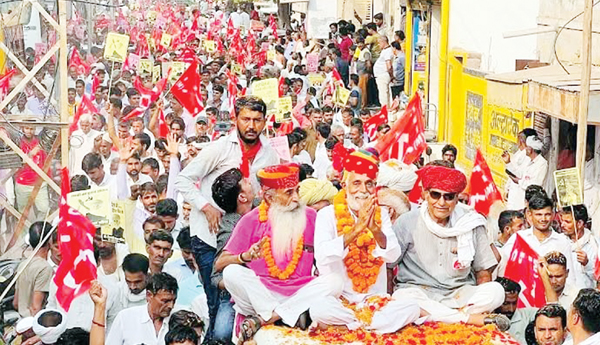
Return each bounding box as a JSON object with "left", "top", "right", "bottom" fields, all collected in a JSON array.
[{"left": 391, "top": 165, "right": 508, "bottom": 330}]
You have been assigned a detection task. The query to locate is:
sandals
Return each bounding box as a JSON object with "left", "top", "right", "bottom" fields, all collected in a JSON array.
[{"left": 238, "top": 315, "right": 262, "bottom": 344}]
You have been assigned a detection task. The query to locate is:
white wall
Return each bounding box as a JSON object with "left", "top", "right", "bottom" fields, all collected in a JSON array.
[{"left": 448, "top": 0, "right": 540, "bottom": 73}]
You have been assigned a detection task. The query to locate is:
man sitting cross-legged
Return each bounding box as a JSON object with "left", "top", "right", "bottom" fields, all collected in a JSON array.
[
  {"left": 392, "top": 165, "right": 508, "bottom": 330},
  {"left": 310, "top": 149, "right": 421, "bottom": 333},
  {"left": 214, "top": 164, "right": 342, "bottom": 342}
]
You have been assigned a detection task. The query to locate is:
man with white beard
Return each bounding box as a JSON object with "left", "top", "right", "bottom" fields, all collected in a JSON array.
[
  {"left": 310, "top": 149, "right": 422, "bottom": 333},
  {"left": 70, "top": 114, "right": 100, "bottom": 175},
  {"left": 215, "top": 164, "right": 342, "bottom": 343}
]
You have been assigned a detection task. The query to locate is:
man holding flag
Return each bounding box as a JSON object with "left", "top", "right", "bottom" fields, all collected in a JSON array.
[{"left": 392, "top": 164, "right": 508, "bottom": 330}]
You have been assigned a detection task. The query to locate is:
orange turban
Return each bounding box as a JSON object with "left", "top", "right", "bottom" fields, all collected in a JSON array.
[{"left": 257, "top": 163, "right": 300, "bottom": 189}]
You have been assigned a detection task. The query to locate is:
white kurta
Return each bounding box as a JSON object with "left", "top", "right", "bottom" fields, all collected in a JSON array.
[
  {"left": 516, "top": 154, "right": 548, "bottom": 200},
  {"left": 311, "top": 205, "right": 420, "bottom": 333},
  {"left": 505, "top": 148, "right": 530, "bottom": 210}
]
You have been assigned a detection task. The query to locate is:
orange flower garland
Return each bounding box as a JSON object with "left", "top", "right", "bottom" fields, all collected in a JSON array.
[
  {"left": 334, "top": 190, "right": 383, "bottom": 293},
  {"left": 258, "top": 201, "right": 305, "bottom": 280}
]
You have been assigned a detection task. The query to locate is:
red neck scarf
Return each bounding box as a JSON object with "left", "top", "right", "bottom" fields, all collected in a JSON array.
[{"left": 240, "top": 139, "right": 262, "bottom": 178}]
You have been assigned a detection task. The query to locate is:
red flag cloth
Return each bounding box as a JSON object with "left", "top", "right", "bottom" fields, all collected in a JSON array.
[
  {"left": 0, "top": 68, "right": 16, "bottom": 99},
  {"left": 69, "top": 48, "right": 90, "bottom": 75},
  {"left": 158, "top": 108, "right": 169, "bottom": 138},
  {"left": 171, "top": 61, "right": 204, "bottom": 115},
  {"left": 226, "top": 18, "right": 235, "bottom": 41},
  {"left": 269, "top": 15, "right": 278, "bottom": 40},
  {"left": 469, "top": 149, "right": 503, "bottom": 216},
  {"left": 239, "top": 140, "right": 262, "bottom": 178},
  {"left": 374, "top": 94, "right": 426, "bottom": 164},
  {"left": 364, "top": 106, "right": 388, "bottom": 141},
  {"left": 70, "top": 94, "right": 99, "bottom": 134},
  {"left": 121, "top": 107, "right": 145, "bottom": 122},
  {"left": 54, "top": 168, "right": 97, "bottom": 311},
  {"left": 504, "top": 234, "right": 546, "bottom": 308},
  {"left": 134, "top": 73, "right": 169, "bottom": 109},
  {"left": 595, "top": 255, "right": 600, "bottom": 281}
]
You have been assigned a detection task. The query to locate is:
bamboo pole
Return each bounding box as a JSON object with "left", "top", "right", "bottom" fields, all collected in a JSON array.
[{"left": 575, "top": 0, "right": 593, "bottom": 189}]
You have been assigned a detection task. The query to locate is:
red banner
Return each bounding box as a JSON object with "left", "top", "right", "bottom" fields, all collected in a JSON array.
[{"left": 504, "top": 234, "right": 546, "bottom": 308}]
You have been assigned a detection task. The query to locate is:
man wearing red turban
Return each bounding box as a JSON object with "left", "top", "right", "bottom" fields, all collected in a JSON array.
[
  {"left": 390, "top": 164, "right": 510, "bottom": 331},
  {"left": 215, "top": 163, "right": 342, "bottom": 342},
  {"left": 310, "top": 150, "right": 422, "bottom": 333}
]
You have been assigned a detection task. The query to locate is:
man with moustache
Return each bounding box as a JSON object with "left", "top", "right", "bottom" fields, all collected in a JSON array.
[
  {"left": 215, "top": 164, "right": 342, "bottom": 342},
  {"left": 310, "top": 150, "right": 421, "bottom": 333},
  {"left": 392, "top": 165, "right": 509, "bottom": 330},
  {"left": 175, "top": 96, "right": 279, "bottom": 336}
]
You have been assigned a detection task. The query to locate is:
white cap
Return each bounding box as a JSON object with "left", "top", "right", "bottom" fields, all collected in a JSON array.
[{"left": 526, "top": 136, "right": 543, "bottom": 151}]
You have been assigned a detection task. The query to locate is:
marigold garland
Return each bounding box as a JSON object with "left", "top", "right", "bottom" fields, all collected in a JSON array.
[
  {"left": 334, "top": 190, "right": 383, "bottom": 293},
  {"left": 258, "top": 200, "right": 269, "bottom": 223},
  {"left": 258, "top": 200, "right": 304, "bottom": 280},
  {"left": 264, "top": 322, "right": 520, "bottom": 345}
]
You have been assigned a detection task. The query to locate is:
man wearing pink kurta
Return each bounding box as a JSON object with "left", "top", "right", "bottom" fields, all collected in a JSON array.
[{"left": 218, "top": 164, "right": 342, "bottom": 342}]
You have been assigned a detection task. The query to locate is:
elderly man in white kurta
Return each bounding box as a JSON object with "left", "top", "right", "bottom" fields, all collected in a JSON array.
[
  {"left": 392, "top": 165, "right": 509, "bottom": 331},
  {"left": 311, "top": 150, "right": 421, "bottom": 333},
  {"left": 503, "top": 129, "right": 536, "bottom": 210},
  {"left": 506, "top": 136, "right": 548, "bottom": 207}
]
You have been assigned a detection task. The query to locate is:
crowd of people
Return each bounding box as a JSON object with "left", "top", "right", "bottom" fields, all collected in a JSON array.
[{"left": 2, "top": 1, "right": 600, "bottom": 345}]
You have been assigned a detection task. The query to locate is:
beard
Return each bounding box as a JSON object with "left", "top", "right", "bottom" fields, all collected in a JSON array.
[
  {"left": 268, "top": 202, "right": 306, "bottom": 264},
  {"left": 346, "top": 190, "right": 371, "bottom": 212},
  {"left": 238, "top": 128, "right": 259, "bottom": 145}
]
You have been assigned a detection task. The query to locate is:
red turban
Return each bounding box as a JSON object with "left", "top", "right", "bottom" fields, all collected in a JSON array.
[
  {"left": 419, "top": 165, "right": 467, "bottom": 193},
  {"left": 344, "top": 149, "right": 380, "bottom": 180},
  {"left": 257, "top": 163, "right": 300, "bottom": 189}
]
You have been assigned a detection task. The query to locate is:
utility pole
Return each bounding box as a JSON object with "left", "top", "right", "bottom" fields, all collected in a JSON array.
[{"left": 575, "top": 0, "right": 593, "bottom": 190}]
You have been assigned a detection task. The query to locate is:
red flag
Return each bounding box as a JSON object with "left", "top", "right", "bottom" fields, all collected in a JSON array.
[
  {"left": 595, "top": 256, "right": 600, "bottom": 282},
  {"left": 374, "top": 94, "right": 426, "bottom": 164},
  {"left": 269, "top": 15, "right": 278, "bottom": 40},
  {"left": 54, "top": 168, "right": 97, "bottom": 311},
  {"left": 0, "top": 68, "right": 16, "bottom": 99},
  {"left": 69, "top": 48, "right": 90, "bottom": 75},
  {"left": 134, "top": 73, "right": 169, "bottom": 109},
  {"left": 469, "top": 149, "right": 503, "bottom": 216},
  {"left": 121, "top": 107, "right": 145, "bottom": 122},
  {"left": 504, "top": 234, "right": 546, "bottom": 308},
  {"left": 364, "top": 106, "right": 388, "bottom": 141},
  {"left": 171, "top": 61, "right": 204, "bottom": 115},
  {"left": 158, "top": 108, "right": 169, "bottom": 138},
  {"left": 226, "top": 18, "right": 235, "bottom": 41},
  {"left": 70, "top": 94, "right": 99, "bottom": 134}
]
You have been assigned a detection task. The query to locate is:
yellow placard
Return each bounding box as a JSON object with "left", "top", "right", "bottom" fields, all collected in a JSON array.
[
  {"left": 160, "top": 33, "right": 172, "bottom": 48},
  {"left": 308, "top": 73, "right": 325, "bottom": 88},
  {"left": 276, "top": 96, "right": 293, "bottom": 122},
  {"left": 152, "top": 65, "right": 161, "bottom": 83},
  {"left": 353, "top": 48, "right": 361, "bottom": 59},
  {"left": 103, "top": 32, "right": 130, "bottom": 63},
  {"left": 232, "top": 63, "right": 243, "bottom": 75},
  {"left": 251, "top": 78, "right": 279, "bottom": 107},
  {"left": 101, "top": 201, "right": 127, "bottom": 243},
  {"left": 204, "top": 40, "right": 216, "bottom": 53},
  {"left": 138, "top": 59, "right": 153, "bottom": 75},
  {"left": 67, "top": 188, "right": 111, "bottom": 227},
  {"left": 267, "top": 49, "right": 276, "bottom": 61},
  {"left": 554, "top": 168, "right": 583, "bottom": 207},
  {"left": 334, "top": 86, "right": 351, "bottom": 106}
]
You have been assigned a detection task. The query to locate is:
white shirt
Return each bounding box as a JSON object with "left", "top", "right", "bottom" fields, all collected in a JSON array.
[
  {"left": 292, "top": 150, "right": 312, "bottom": 166},
  {"left": 47, "top": 272, "right": 121, "bottom": 332},
  {"left": 229, "top": 11, "right": 241, "bottom": 28},
  {"left": 563, "top": 332, "right": 600, "bottom": 345},
  {"left": 313, "top": 141, "right": 331, "bottom": 180},
  {"left": 88, "top": 164, "right": 129, "bottom": 201},
  {"left": 501, "top": 228, "right": 575, "bottom": 286},
  {"left": 558, "top": 283, "right": 579, "bottom": 311},
  {"left": 314, "top": 205, "right": 401, "bottom": 303},
  {"left": 565, "top": 229, "right": 599, "bottom": 289},
  {"left": 70, "top": 128, "right": 100, "bottom": 175},
  {"left": 126, "top": 173, "right": 153, "bottom": 189},
  {"left": 240, "top": 12, "right": 250, "bottom": 29},
  {"left": 98, "top": 243, "right": 130, "bottom": 284},
  {"left": 180, "top": 110, "right": 196, "bottom": 139},
  {"left": 175, "top": 132, "right": 279, "bottom": 247},
  {"left": 517, "top": 154, "right": 548, "bottom": 193},
  {"left": 505, "top": 148, "right": 530, "bottom": 210},
  {"left": 107, "top": 304, "right": 170, "bottom": 345},
  {"left": 133, "top": 207, "right": 153, "bottom": 242},
  {"left": 373, "top": 46, "right": 394, "bottom": 77}
]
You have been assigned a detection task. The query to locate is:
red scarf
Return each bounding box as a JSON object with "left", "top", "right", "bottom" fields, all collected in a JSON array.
[{"left": 240, "top": 139, "right": 262, "bottom": 178}]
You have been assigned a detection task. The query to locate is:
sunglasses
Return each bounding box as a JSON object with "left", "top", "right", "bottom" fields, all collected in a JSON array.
[{"left": 428, "top": 190, "right": 457, "bottom": 201}]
